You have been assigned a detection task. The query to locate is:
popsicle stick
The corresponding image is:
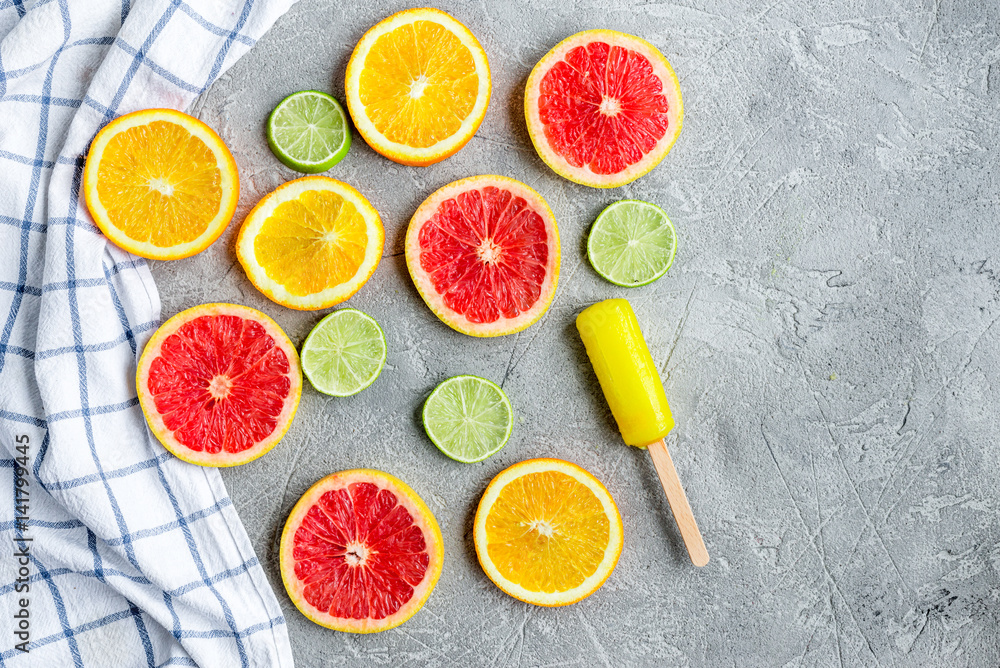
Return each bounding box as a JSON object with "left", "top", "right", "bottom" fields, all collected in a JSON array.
[{"left": 647, "top": 439, "right": 709, "bottom": 567}]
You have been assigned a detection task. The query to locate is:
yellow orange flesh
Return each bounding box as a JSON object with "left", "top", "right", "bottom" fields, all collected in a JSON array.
[
  {"left": 256, "top": 191, "right": 368, "bottom": 295},
  {"left": 346, "top": 8, "right": 491, "bottom": 166},
  {"left": 236, "top": 176, "right": 384, "bottom": 310},
  {"left": 489, "top": 471, "right": 609, "bottom": 591},
  {"left": 83, "top": 109, "right": 239, "bottom": 259},
  {"left": 362, "top": 21, "right": 477, "bottom": 146},
  {"left": 98, "top": 121, "right": 220, "bottom": 244},
  {"left": 474, "top": 458, "right": 623, "bottom": 606}
]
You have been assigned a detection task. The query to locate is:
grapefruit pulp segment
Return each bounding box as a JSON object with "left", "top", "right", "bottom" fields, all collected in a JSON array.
[
  {"left": 280, "top": 470, "right": 444, "bottom": 633},
  {"left": 525, "top": 30, "right": 683, "bottom": 188},
  {"left": 405, "top": 175, "right": 560, "bottom": 337},
  {"left": 137, "top": 303, "right": 301, "bottom": 467},
  {"left": 419, "top": 187, "right": 548, "bottom": 322}
]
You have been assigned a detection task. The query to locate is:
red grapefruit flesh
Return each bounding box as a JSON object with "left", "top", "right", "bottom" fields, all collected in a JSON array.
[
  {"left": 279, "top": 470, "right": 444, "bottom": 633},
  {"left": 405, "top": 175, "right": 560, "bottom": 337},
  {"left": 136, "top": 303, "right": 302, "bottom": 467},
  {"left": 524, "top": 30, "right": 683, "bottom": 188}
]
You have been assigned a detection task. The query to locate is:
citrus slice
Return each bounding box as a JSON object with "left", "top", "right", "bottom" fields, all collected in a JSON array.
[
  {"left": 83, "top": 108, "right": 239, "bottom": 260},
  {"left": 136, "top": 303, "right": 302, "bottom": 467},
  {"left": 405, "top": 175, "right": 560, "bottom": 337},
  {"left": 587, "top": 200, "right": 677, "bottom": 287},
  {"left": 524, "top": 30, "right": 683, "bottom": 188},
  {"left": 267, "top": 90, "right": 351, "bottom": 173},
  {"left": 280, "top": 469, "right": 444, "bottom": 633},
  {"left": 345, "top": 7, "right": 491, "bottom": 166},
  {"left": 474, "top": 458, "right": 623, "bottom": 606},
  {"left": 236, "top": 176, "right": 384, "bottom": 310},
  {"left": 422, "top": 375, "right": 512, "bottom": 463},
  {"left": 301, "top": 308, "right": 387, "bottom": 397}
]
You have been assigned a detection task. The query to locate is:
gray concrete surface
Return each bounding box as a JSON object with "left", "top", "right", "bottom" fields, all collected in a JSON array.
[{"left": 151, "top": 0, "right": 1000, "bottom": 665}]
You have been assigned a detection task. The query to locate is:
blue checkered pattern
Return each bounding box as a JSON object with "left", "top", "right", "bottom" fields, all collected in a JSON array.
[{"left": 0, "top": 1, "right": 297, "bottom": 666}]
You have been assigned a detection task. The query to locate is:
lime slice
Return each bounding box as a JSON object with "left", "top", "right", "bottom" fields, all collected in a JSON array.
[
  {"left": 587, "top": 200, "right": 677, "bottom": 287},
  {"left": 301, "top": 308, "right": 386, "bottom": 397},
  {"left": 267, "top": 90, "right": 351, "bottom": 173},
  {"left": 422, "top": 375, "right": 513, "bottom": 463}
]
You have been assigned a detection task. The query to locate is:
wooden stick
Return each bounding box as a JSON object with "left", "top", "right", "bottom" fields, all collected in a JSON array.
[{"left": 647, "top": 439, "right": 709, "bottom": 567}]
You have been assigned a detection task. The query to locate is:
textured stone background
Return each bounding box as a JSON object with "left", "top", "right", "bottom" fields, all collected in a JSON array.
[{"left": 151, "top": 0, "right": 1000, "bottom": 665}]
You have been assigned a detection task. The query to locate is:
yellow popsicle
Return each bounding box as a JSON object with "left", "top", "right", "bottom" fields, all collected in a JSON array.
[
  {"left": 576, "top": 298, "right": 674, "bottom": 447},
  {"left": 576, "top": 297, "right": 709, "bottom": 567}
]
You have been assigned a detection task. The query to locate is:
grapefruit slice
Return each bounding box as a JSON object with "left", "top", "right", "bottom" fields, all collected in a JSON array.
[
  {"left": 279, "top": 470, "right": 444, "bottom": 633},
  {"left": 405, "top": 175, "right": 560, "bottom": 337},
  {"left": 136, "top": 303, "right": 302, "bottom": 467},
  {"left": 524, "top": 30, "right": 683, "bottom": 188}
]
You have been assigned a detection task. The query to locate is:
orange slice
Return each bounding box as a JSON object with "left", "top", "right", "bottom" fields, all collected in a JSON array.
[
  {"left": 83, "top": 108, "right": 239, "bottom": 260},
  {"left": 236, "top": 176, "right": 384, "bottom": 310},
  {"left": 473, "top": 458, "right": 624, "bottom": 606},
  {"left": 345, "top": 7, "right": 491, "bottom": 166}
]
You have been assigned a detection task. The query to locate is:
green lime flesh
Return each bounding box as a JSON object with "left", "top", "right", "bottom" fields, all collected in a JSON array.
[
  {"left": 587, "top": 200, "right": 677, "bottom": 287},
  {"left": 422, "top": 375, "right": 513, "bottom": 463},
  {"left": 267, "top": 90, "right": 351, "bottom": 173},
  {"left": 301, "top": 308, "right": 386, "bottom": 397}
]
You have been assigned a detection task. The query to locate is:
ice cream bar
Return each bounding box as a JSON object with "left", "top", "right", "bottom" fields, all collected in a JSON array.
[
  {"left": 576, "top": 298, "right": 674, "bottom": 447},
  {"left": 576, "top": 297, "right": 709, "bottom": 567}
]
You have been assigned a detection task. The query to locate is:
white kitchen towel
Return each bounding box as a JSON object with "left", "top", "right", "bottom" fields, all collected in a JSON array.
[{"left": 0, "top": 0, "right": 299, "bottom": 665}]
